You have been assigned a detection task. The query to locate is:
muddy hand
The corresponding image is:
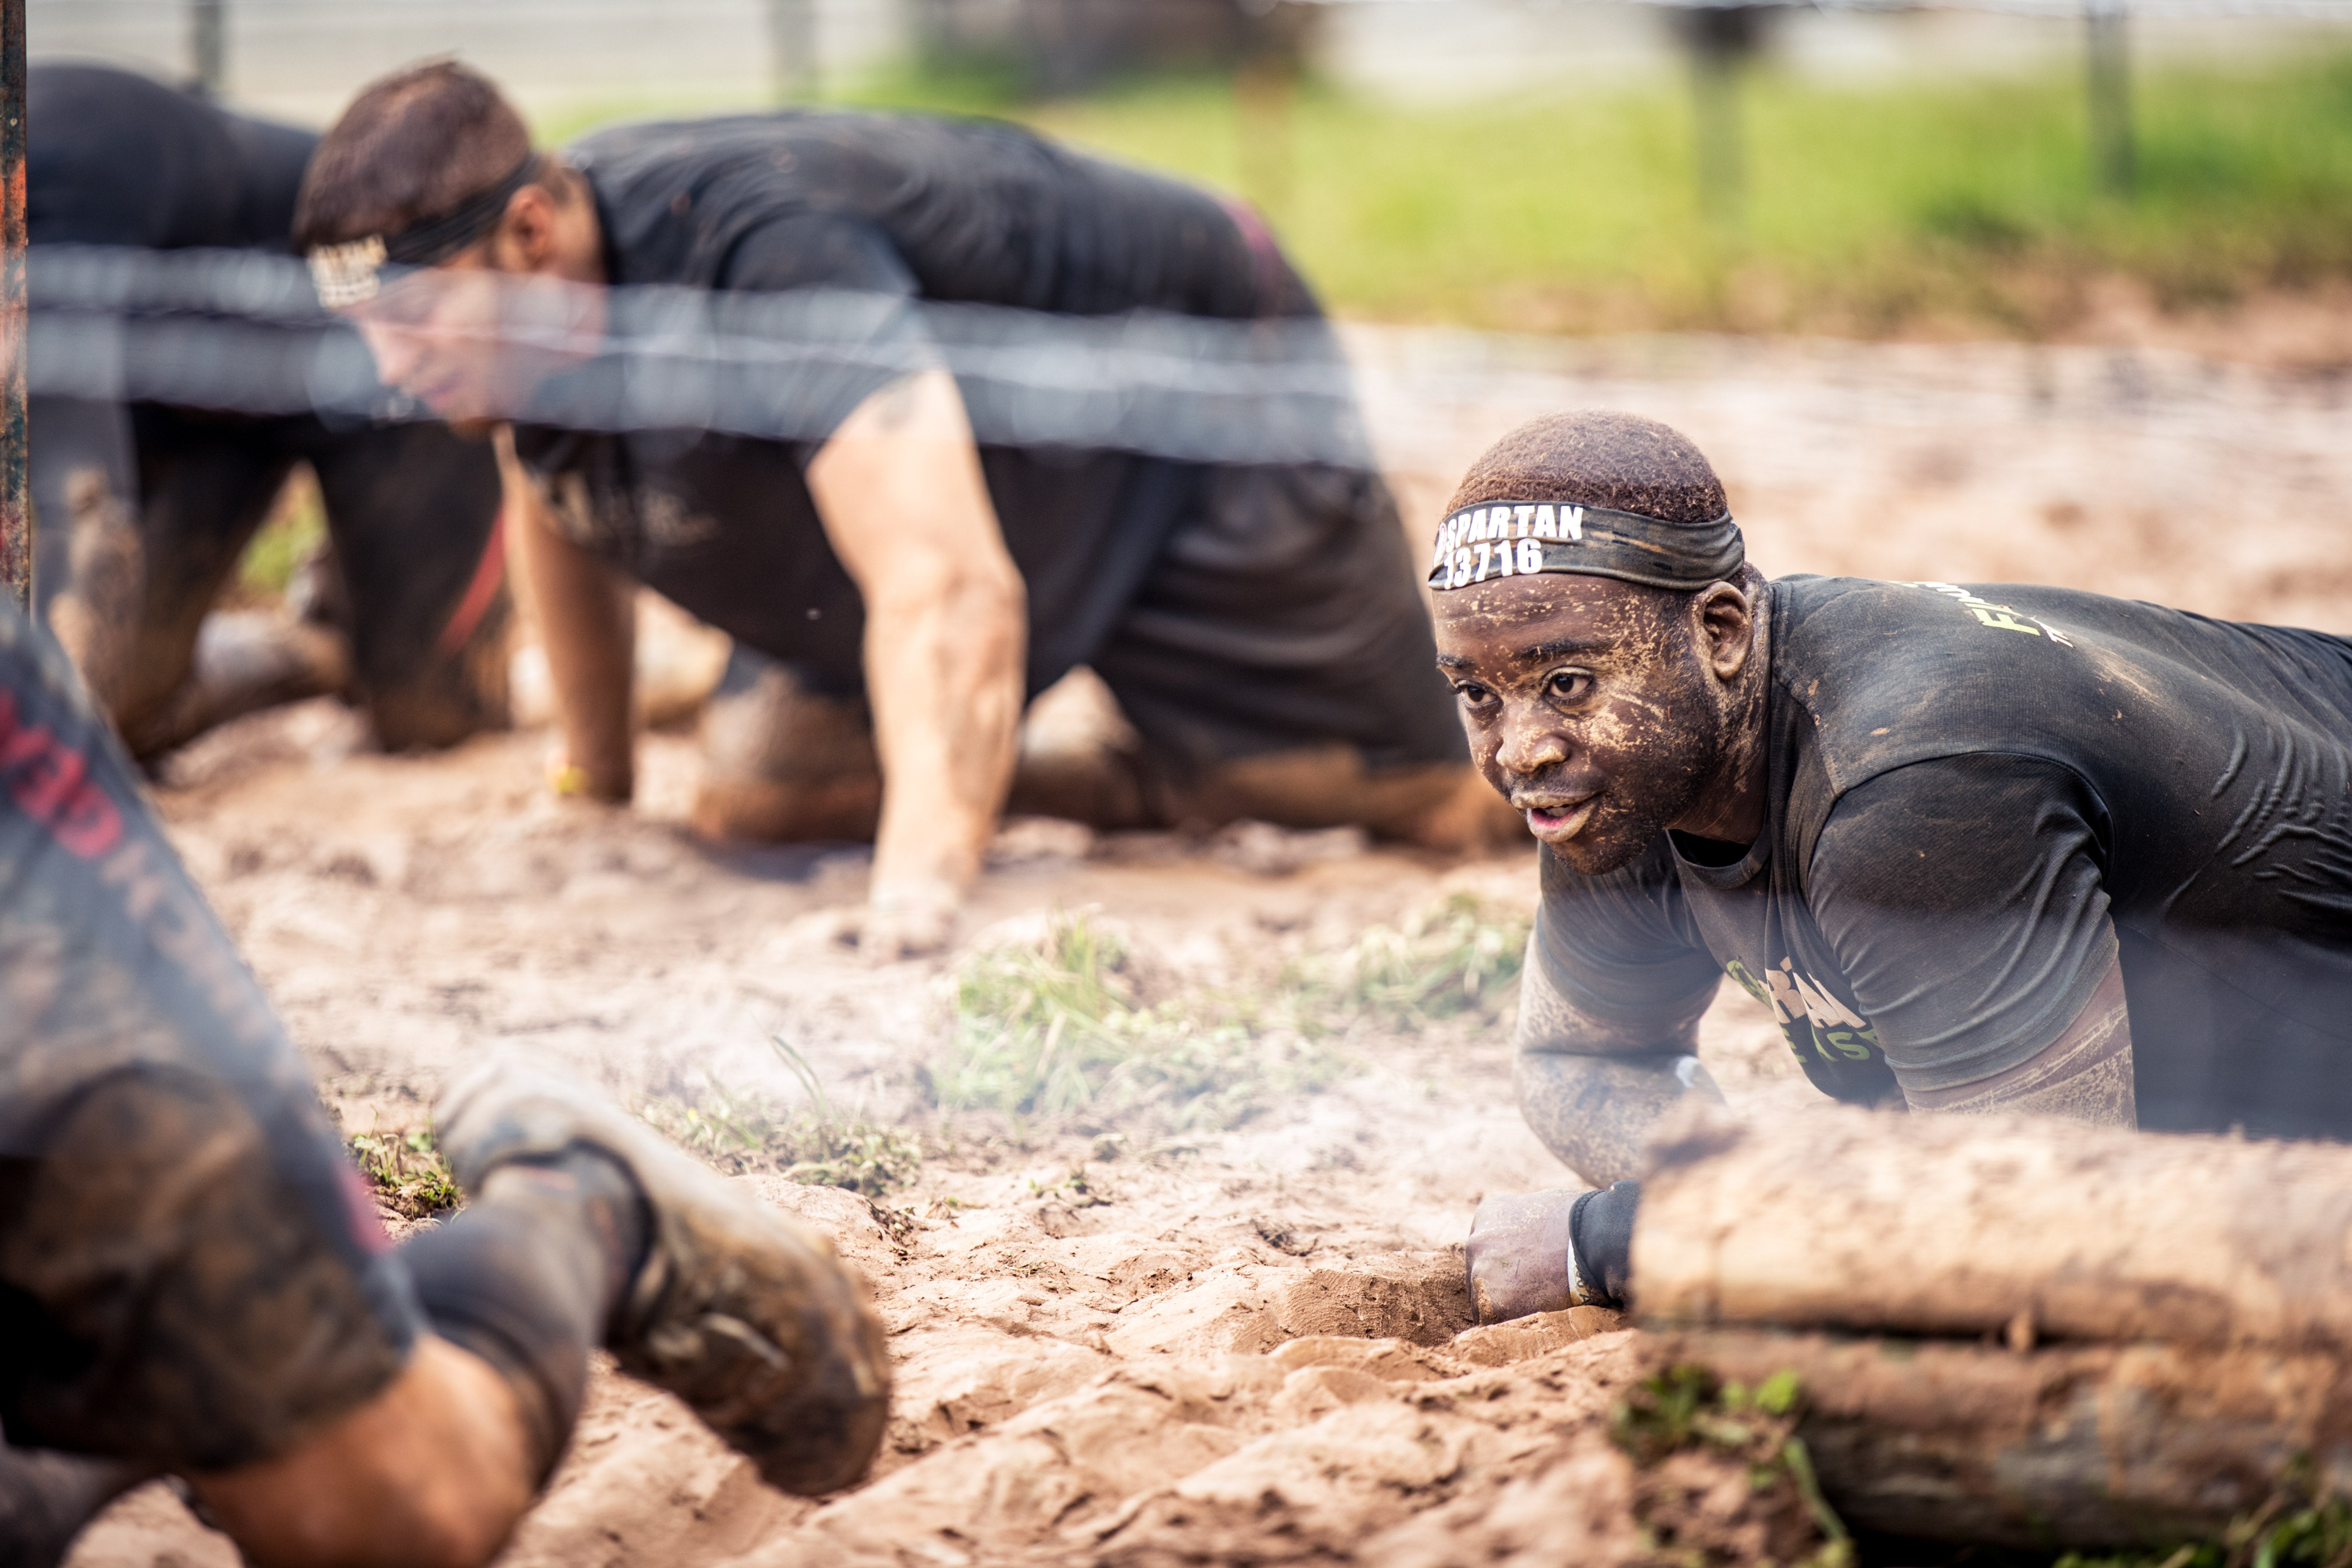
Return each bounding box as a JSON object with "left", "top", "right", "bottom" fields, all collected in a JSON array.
[
  {"left": 860, "top": 877, "right": 960, "bottom": 961},
  {"left": 1464, "top": 1187, "right": 1589, "bottom": 1325}
]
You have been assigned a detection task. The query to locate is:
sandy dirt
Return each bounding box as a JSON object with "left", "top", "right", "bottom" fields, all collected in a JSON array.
[{"left": 62, "top": 325, "right": 2352, "bottom": 1567}]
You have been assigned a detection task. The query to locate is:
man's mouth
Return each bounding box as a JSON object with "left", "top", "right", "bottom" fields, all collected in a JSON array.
[
  {"left": 413, "top": 374, "right": 468, "bottom": 413},
  {"left": 1516, "top": 795, "right": 1598, "bottom": 841}
]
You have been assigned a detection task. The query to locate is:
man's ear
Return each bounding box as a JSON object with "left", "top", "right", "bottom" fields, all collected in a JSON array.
[
  {"left": 489, "top": 186, "right": 559, "bottom": 274},
  {"left": 1694, "top": 582, "right": 1755, "bottom": 681}
]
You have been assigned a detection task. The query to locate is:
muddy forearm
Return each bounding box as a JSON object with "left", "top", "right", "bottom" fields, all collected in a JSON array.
[
  {"left": 500, "top": 436, "right": 635, "bottom": 801},
  {"left": 1515, "top": 1051, "right": 1721, "bottom": 1187},
  {"left": 808, "top": 371, "right": 1027, "bottom": 916},
  {"left": 1515, "top": 944, "right": 1721, "bottom": 1185},
  {"left": 861, "top": 577, "right": 1025, "bottom": 906}
]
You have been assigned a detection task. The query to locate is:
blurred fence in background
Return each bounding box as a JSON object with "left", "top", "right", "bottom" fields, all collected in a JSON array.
[
  {"left": 26, "top": 0, "right": 2351, "bottom": 126},
  {"left": 15, "top": 0, "right": 2352, "bottom": 633}
]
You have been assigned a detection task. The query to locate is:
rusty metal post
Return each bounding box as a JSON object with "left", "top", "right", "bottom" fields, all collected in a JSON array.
[{"left": 0, "top": 0, "right": 26, "bottom": 613}]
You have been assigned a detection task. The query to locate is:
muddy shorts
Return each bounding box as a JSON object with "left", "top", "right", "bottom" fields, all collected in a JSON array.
[
  {"left": 1084, "top": 459, "right": 1466, "bottom": 780},
  {"left": 707, "top": 455, "right": 1470, "bottom": 791},
  {"left": 0, "top": 600, "right": 420, "bottom": 1471}
]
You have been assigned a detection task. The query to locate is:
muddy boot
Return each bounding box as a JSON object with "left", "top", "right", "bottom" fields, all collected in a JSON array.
[
  {"left": 0, "top": 1446, "right": 149, "bottom": 1568},
  {"left": 432, "top": 1060, "right": 891, "bottom": 1494}
]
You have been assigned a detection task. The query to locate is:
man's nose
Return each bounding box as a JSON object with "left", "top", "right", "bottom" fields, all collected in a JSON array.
[
  {"left": 355, "top": 322, "right": 425, "bottom": 391},
  {"left": 1494, "top": 704, "right": 1570, "bottom": 775}
]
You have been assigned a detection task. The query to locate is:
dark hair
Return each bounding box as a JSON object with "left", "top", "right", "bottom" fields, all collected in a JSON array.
[
  {"left": 1445, "top": 410, "right": 1729, "bottom": 524},
  {"left": 294, "top": 60, "right": 532, "bottom": 249}
]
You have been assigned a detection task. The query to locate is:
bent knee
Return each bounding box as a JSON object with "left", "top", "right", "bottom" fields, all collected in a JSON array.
[{"left": 694, "top": 654, "right": 881, "bottom": 842}]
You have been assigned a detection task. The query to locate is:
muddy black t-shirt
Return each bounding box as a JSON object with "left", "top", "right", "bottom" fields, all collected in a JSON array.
[
  {"left": 1533, "top": 576, "right": 2352, "bottom": 1139},
  {"left": 508, "top": 111, "right": 1311, "bottom": 701}
]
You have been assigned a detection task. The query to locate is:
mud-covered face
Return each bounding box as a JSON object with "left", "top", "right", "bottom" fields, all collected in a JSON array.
[
  {"left": 340, "top": 248, "right": 600, "bottom": 431},
  {"left": 1433, "top": 573, "right": 1733, "bottom": 875}
]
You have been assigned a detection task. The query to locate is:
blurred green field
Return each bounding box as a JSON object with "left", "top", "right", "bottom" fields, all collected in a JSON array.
[{"left": 540, "top": 49, "right": 2352, "bottom": 337}]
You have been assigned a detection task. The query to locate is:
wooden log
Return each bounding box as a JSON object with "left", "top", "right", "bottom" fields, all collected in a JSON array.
[
  {"left": 1632, "top": 1104, "right": 2352, "bottom": 1354},
  {"left": 1669, "top": 1329, "right": 2352, "bottom": 1550}
]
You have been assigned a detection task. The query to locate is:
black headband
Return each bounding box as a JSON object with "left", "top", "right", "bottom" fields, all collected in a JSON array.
[
  {"left": 308, "top": 153, "right": 543, "bottom": 306},
  {"left": 1426, "top": 499, "right": 1744, "bottom": 592}
]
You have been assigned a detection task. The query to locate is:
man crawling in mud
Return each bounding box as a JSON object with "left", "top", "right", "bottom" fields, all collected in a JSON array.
[
  {"left": 289, "top": 61, "right": 1510, "bottom": 956},
  {"left": 1450, "top": 410, "right": 2352, "bottom": 1323},
  {"left": 0, "top": 588, "right": 887, "bottom": 1567}
]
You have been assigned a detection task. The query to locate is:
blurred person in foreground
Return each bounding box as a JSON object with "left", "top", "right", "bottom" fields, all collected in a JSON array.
[
  {"left": 28, "top": 64, "right": 510, "bottom": 760},
  {"left": 0, "top": 592, "right": 887, "bottom": 1567},
  {"left": 292, "top": 61, "right": 1512, "bottom": 956},
  {"left": 1446, "top": 410, "right": 2352, "bottom": 1324}
]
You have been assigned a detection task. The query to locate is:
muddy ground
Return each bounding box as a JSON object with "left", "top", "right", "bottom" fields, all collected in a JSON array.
[{"left": 64, "top": 327, "right": 2352, "bottom": 1567}]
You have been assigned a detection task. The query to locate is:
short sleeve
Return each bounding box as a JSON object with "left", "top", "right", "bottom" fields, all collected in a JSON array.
[
  {"left": 712, "top": 211, "right": 936, "bottom": 452},
  {"left": 1807, "top": 753, "right": 2119, "bottom": 1093},
  {"left": 718, "top": 210, "right": 920, "bottom": 297},
  {"left": 1532, "top": 838, "right": 1724, "bottom": 1030}
]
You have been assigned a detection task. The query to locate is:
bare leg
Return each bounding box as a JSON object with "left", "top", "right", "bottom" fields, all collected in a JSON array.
[
  {"left": 30, "top": 395, "right": 149, "bottom": 719},
  {"left": 311, "top": 420, "right": 510, "bottom": 752},
  {"left": 1015, "top": 735, "right": 1522, "bottom": 850},
  {"left": 1160, "top": 747, "right": 1522, "bottom": 850},
  {"left": 700, "top": 655, "right": 1522, "bottom": 852}
]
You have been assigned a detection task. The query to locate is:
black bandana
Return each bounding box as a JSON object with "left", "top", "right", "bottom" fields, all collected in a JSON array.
[
  {"left": 309, "top": 154, "right": 544, "bottom": 306},
  {"left": 1426, "top": 499, "right": 1744, "bottom": 592}
]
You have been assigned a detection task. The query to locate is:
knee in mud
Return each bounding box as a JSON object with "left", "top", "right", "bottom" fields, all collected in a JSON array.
[
  {"left": 367, "top": 604, "right": 514, "bottom": 751},
  {"left": 692, "top": 653, "right": 882, "bottom": 842},
  {"left": 46, "top": 468, "right": 145, "bottom": 713}
]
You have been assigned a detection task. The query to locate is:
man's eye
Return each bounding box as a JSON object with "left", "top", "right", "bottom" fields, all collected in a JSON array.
[
  {"left": 1545, "top": 672, "right": 1592, "bottom": 701},
  {"left": 1453, "top": 682, "right": 1494, "bottom": 706}
]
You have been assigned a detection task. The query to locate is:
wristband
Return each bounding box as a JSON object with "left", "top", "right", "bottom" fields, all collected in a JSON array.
[
  {"left": 1568, "top": 1179, "right": 1642, "bottom": 1309},
  {"left": 549, "top": 760, "right": 592, "bottom": 798}
]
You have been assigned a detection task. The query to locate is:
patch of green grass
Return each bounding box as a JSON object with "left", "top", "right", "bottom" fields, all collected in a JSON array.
[
  {"left": 232, "top": 473, "right": 327, "bottom": 605},
  {"left": 1327, "top": 890, "right": 1529, "bottom": 1030},
  {"left": 937, "top": 910, "right": 1350, "bottom": 1130},
  {"left": 536, "top": 51, "right": 2352, "bottom": 336},
  {"left": 1031, "top": 57, "right": 2352, "bottom": 333},
  {"left": 936, "top": 896, "right": 1527, "bottom": 1132},
  {"left": 638, "top": 1038, "right": 923, "bottom": 1198},
  {"left": 348, "top": 1127, "right": 462, "bottom": 1219},
  {"left": 1615, "top": 1363, "right": 1806, "bottom": 1467},
  {"left": 1027, "top": 1162, "right": 1114, "bottom": 1208},
  {"left": 2056, "top": 1478, "right": 2352, "bottom": 1568},
  {"left": 1616, "top": 1364, "right": 1853, "bottom": 1568}
]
